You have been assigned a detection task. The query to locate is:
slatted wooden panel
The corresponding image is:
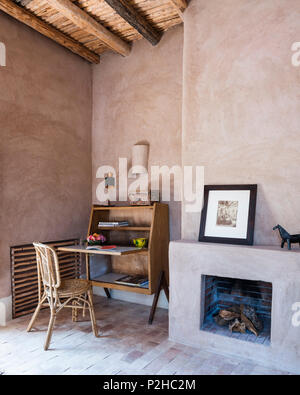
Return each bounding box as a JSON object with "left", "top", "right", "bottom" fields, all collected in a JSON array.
[{"left": 10, "top": 239, "right": 80, "bottom": 318}]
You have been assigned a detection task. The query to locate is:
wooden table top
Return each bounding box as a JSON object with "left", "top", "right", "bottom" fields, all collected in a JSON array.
[{"left": 57, "top": 245, "right": 147, "bottom": 256}]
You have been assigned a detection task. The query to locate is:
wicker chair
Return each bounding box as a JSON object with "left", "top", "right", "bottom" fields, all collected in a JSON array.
[{"left": 27, "top": 242, "right": 98, "bottom": 350}]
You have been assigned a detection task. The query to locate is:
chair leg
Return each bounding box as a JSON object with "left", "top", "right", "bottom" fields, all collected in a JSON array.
[
  {"left": 72, "top": 301, "right": 78, "bottom": 322},
  {"left": 87, "top": 290, "right": 98, "bottom": 337},
  {"left": 27, "top": 295, "right": 46, "bottom": 332},
  {"left": 82, "top": 294, "right": 88, "bottom": 318},
  {"left": 44, "top": 310, "right": 56, "bottom": 351}
]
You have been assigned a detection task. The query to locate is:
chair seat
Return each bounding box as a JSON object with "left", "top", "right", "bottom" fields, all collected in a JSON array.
[{"left": 58, "top": 279, "right": 91, "bottom": 297}]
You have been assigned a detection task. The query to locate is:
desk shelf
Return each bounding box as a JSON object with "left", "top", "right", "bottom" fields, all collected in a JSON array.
[
  {"left": 98, "top": 226, "right": 151, "bottom": 231},
  {"left": 58, "top": 245, "right": 147, "bottom": 256},
  {"left": 92, "top": 273, "right": 151, "bottom": 295}
]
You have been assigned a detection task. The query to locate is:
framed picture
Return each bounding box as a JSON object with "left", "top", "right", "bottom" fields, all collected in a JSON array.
[{"left": 199, "top": 185, "right": 257, "bottom": 245}]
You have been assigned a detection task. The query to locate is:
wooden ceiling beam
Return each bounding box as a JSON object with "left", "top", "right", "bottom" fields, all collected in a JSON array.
[
  {"left": 0, "top": 0, "right": 100, "bottom": 63},
  {"left": 169, "top": 0, "right": 187, "bottom": 21},
  {"left": 15, "top": 0, "right": 34, "bottom": 6},
  {"left": 170, "top": 0, "right": 188, "bottom": 12},
  {"left": 45, "top": 0, "right": 131, "bottom": 56},
  {"left": 104, "top": 0, "right": 162, "bottom": 46}
]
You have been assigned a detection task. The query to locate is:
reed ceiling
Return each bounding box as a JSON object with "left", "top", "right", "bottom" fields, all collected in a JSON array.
[{"left": 0, "top": 0, "right": 188, "bottom": 63}]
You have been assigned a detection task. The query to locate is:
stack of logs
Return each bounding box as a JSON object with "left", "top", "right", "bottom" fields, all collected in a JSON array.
[{"left": 214, "top": 304, "right": 263, "bottom": 336}]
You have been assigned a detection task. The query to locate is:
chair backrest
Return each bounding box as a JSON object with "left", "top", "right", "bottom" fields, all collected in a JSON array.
[{"left": 33, "top": 242, "right": 61, "bottom": 290}]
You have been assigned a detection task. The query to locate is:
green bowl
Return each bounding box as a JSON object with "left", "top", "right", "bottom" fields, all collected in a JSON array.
[{"left": 132, "top": 238, "right": 147, "bottom": 248}]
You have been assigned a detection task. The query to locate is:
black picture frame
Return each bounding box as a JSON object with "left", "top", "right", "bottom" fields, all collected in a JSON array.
[{"left": 198, "top": 184, "right": 257, "bottom": 245}]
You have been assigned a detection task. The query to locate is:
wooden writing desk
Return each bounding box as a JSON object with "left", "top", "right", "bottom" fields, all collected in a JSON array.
[{"left": 59, "top": 203, "right": 169, "bottom": 324}]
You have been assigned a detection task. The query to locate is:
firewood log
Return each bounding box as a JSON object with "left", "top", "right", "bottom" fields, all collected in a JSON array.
[
  {"left": 219, "top": 309, "right": 240, "bottom": 321},
  {"left": 214, "top": 314, "right": 229, "bottom": 326},
  {"left": 240, "top": 313, "right": 258, "bottom": 336},
  {"left": 229, "top": 318, "right": 246, "bottom": 333},
  {"left": 240, "top": 305, "right": 262, "bottom": 336},
  {"left": 241, "top": 305, "right": 263, "bottom": 332}
]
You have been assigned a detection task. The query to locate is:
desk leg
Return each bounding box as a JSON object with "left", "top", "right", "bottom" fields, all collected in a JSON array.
[
  {"left": 85, "top": 254, "right": 90, "bottom": 280},
  {"left": 104, "top": 288, "right": 111, "bottom": 298},
  {"left": 148, "top": 271, "right": 169, "bottom": 325}
]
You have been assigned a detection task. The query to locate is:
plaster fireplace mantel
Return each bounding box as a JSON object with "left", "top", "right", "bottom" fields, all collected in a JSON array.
[{"left": 169, "top": 241, "right": 300, "bottom": 374}]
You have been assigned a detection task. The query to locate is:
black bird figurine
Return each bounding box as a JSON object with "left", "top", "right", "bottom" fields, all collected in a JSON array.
[{"left": 273, "top": 224, "right": 300, "bottom": 250}]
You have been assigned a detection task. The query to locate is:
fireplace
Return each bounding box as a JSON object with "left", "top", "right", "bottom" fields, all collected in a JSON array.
[
  {"left": 201, "top": 275, "right": 272, "bottom": 345},
  {"left": 169, "top": 242, "right": 300, "bottom": 373}
]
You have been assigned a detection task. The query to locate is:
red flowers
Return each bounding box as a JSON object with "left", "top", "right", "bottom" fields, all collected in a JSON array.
[{"left": 87, "top": 233, "right": 106, "bottom": 243}]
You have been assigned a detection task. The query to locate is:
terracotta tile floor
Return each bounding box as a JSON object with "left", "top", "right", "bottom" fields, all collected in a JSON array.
[{"left": 0, "top": 296, "right": 294, "bottom": 375}]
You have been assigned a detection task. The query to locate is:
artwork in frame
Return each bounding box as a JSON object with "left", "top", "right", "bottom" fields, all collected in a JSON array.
[{"left": 199, "top": 185, "right": 257, "bottom": 245}]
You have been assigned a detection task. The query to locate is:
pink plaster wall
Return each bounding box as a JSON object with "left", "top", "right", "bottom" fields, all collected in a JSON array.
[
  {"left": 182, "top": 0, "right": 300, "bottom": 244},
  {"left": 92, "top": 27, "right": 183, "bottom": 240},
  {"left": 0, "top": 13, "right": 92, "bottom": 298},
  {"left": 1, "top": 0, "right": 299, "bottom": 298}
]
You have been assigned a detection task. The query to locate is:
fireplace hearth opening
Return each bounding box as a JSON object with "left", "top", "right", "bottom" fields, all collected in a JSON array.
[{"left": 201, "top": 275, "right": 272, "bottom": 346}]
